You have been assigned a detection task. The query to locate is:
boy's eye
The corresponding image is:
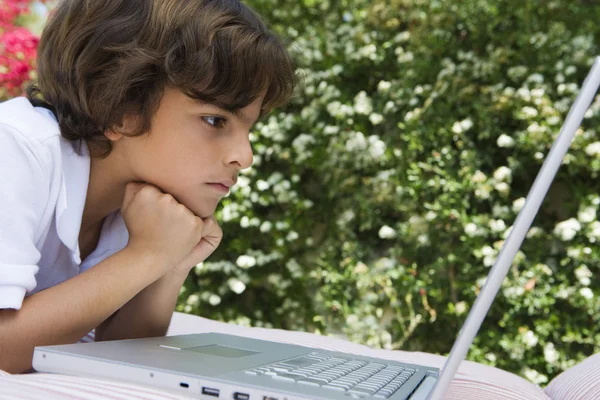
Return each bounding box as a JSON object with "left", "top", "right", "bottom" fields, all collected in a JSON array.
[{"left": 202, "top": 116, "right": 227, "bottom": 129}]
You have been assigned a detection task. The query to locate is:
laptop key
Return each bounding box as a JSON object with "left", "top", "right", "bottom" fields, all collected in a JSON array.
[
  {"left": 272, "top": 373, "right": 302, "bottom": 382},
  {"left": 348, "top": 387, "right": 377, "bottom": 395},
  {"left": 272, "top": 375, "right": 296, "bottom": 383},
  {"left": 305, "top": 377, "right": 330, "bottom": 385},
  {"left": 298, "top": 380, "right": 320, "bottom": 387},
  {"left": 323, "top": 385, "right": 346, "bottom": 392},
  {"left": 272, "top": 366, "right": 293, "bottom": 373},
  {"left": 329, "top": 382, "right": 353, "bottom": 390}
]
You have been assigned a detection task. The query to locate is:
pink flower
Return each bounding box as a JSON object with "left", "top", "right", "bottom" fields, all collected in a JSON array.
[{"left": 0, "top": 1, "right": 42, "bottom": 98}]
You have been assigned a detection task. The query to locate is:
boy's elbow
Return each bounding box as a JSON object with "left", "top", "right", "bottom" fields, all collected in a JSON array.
[
  {"left": 0, "top": 360, "right": 33, "bottom": 374},
  {"left": 0, "top": 309, "right": 34, "bottom": 374}
]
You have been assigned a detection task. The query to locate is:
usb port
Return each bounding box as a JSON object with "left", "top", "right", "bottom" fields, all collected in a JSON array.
[
  {"left": 202, "top": 387, "right": 220, "bottom": 397},
  {"left": 234, "top": 393, "right": 250, "bottom": 400}
]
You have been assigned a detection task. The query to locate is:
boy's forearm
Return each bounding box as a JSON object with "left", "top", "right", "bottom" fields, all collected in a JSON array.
[
  {"left": 95, "top": 270, "right": 189, "bottom": 342},
  {"left": 0, "top": 247, "right": 166, "bottom": 374}
]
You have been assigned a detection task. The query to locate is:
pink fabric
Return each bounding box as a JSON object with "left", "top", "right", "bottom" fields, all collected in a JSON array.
[
  {"left": 0, "top": 312, "right": 593, "bottom": 399},
  {"left": 545, "top": 352, "right": 600, "bottom": 400}
]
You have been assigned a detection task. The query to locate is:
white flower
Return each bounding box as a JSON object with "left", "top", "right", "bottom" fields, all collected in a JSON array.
[
  {"left": 368, "top": 137, "right": 387, "bottom": 159},
  {"left": 580, "top": 287, "right": 594, "bottom": 300},
  {"left": 554, "top": 218, "right": 581, "bottom": 241},
  {"left": 544, "top": 342, "right": 558, "bottom": 364},
  {"left": 528, "top": 73, "right": 544, "bottom": 83},
  {"left": 513, "top": 197, "right": 526, "bottom": 213},
  {"left": 378, "top": 225, "right": 397, "bottom": 239},
  {"left": 256, "top": 180, "right": 270, "bottom": 191},
  {"left": 507, "top": 65, "right": 527, "bottom": 80},
  {"left": 397, "top": 51, "right": 414, "bottom": 63},
  {"left": 527, "top": 122, "right": 545, "bottom": 135},
  {"left": 489, "top": 219, "right": 507, "bottom": 232},
  {"left": 493, "top": 166, "right": 512, "bottom": 182},
  {"left": 495, "top": 182, "right": 510, "bottom": 194},
  {"left": 497, "top": 134, "right": 515, "bottom": 148},
  {"left": 481, "top": 246, "right": 495, "bottom": 257},
  {"left": 460, "top": 118, "right": 473, "bottom": 131},
  {"left": 378, "top": 80, "right": 392, "bottom": 92},
  {"left": 396, "top": 31, "right": 411, "bottom": 42},
  {"left": 324, "top": 125, "right": 340, "bottom": 135},
  {"left": 186, "top": 294, "right": 200, "bottom": 306},
  {"left": 369, "top": 113, "right": 384, "bottom": 125},
  {"left": 531, "top": 88, "right": 545, "bottom": 98},
  {"left": 575, "top": 265, "right": 592, "bottom": 286},
  {"left": 464, "top": 223, "right": 478, "bottom": 237},
  {"left": 585, "top": 142, "right": 600, "bottom": 157},
  {"left": 286, "top": 231, "right": 299, "bottom": 241},
  {"left": 589, "top": 221, "right": 600, "bottom": 240},
  {"left": 521, "top": 106, "right": 539, "bottom": 119},
  {"left": 578, "top": 206, "right": 596, "bottom": 223},
  {"left": 346, "top": 131, "right": 368, "bottom": 151},
  {"left": 354, "top": 91, "right": 373, "bottom": 115},
  {"left": 228, "top": 278, "right": 247, "bottom": 294},
  {"left": 472, "top": 170, "right": 487, "bottom": 183},
  {"left": 260, "top": 221, "right": 272, "bottom": 233},
  {"left": 292, "top": 133, "right": 316, "bottom": 153},
  {"left": 547, "top": 116, "right": 561, "bottom": 125},
  {"left": 523, "top": 330, "right": 539, "bottom": 347},
  {"left": 451, "top": 119, "right": 473, "bottom": 134},
  {"left": 455, "top": 301, "right": 467, "bottom": 315},
  {"left": 208, "top": 294, "right": 221, "bottom": 306},
  {"left": 236, "top": 255, "right": 257, "bottom": 269},
  {"left": 240, "top": 216, "right": 250, "bottom": 228},
  {"left": 425, "top": 211, "right": 437, "bottom": 221},
  {"left": 452, "top": 121, "right": 463, "bottom": 134},
  {"left": 524, "top": 368, "right": 548, "bottom": 385}
]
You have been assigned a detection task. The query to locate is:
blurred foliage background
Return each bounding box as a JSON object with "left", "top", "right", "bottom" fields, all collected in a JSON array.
[{"left": 4, "top": 0, "right": 600, "bottom": 386}]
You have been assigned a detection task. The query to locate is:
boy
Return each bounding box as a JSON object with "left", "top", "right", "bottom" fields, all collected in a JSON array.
[{"left": 0, "top": 0, "right": 297, "bottom": 374}]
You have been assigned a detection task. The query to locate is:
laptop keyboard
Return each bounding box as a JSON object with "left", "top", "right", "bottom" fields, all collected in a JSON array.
[{"left": 244, "top": 352, "right": 415, "bottom": 398}]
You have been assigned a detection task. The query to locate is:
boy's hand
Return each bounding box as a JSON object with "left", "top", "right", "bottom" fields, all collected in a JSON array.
[
  {"left": 121, "top": 182, "right": 206, "bottom": 277},
  {"left": 171, "top": 215, "right": 223, "bottom": 275}
]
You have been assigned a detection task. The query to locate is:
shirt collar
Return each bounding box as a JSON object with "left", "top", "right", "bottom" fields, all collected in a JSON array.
[
  {"left": 56, "top": 137, "right": 91, "bottom": 258},
  {"left": 36, "top": 106, "right": 91, "bottom": 258}
]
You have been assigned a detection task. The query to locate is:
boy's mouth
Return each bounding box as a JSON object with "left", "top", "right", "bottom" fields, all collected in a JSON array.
[{"left": 206, "top": 181, "right": 233, "bottom": 194}]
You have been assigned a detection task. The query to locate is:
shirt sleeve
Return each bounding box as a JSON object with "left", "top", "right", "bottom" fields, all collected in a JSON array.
[{"left": 0, "top": 124, "right": 49, "bottom": 310}]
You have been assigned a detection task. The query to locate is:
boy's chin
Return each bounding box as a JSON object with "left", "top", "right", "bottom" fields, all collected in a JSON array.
[{"left": 193, "top": 202, "right": 220, "bottom": 219}]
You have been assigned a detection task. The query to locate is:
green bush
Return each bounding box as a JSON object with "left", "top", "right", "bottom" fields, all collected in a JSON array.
[{"left": 187, "top": 0, "right": 598, "bottom": 384}]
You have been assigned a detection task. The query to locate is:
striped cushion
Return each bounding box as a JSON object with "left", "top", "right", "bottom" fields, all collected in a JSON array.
[
  {"left": 545, "top": 352, "right": 600, "bottom": 400},
  {"left": 0, "top": 311, "right": 573, "bottom": 399}
]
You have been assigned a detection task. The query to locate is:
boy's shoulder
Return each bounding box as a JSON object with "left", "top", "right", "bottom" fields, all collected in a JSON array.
[{"left": 0, "top": 97, "right": 61, "bottom": 147}]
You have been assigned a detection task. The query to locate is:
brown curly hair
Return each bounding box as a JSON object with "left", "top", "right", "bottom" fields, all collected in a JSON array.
[{"left": 28, "top": 0, "right": 298, "bottom": 157}]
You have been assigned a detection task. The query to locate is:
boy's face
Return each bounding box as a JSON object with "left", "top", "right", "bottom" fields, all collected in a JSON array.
[{"left": 117, "top": 86, "right": 262, "bottom": 219}]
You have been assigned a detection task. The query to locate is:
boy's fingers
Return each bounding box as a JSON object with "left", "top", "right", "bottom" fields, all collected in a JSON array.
[
  {"left": 201, "top": 216, "right": 219, "bottom": 236},
  {"left": 122, "top": 181, "right": 146, "bottom": 209}
]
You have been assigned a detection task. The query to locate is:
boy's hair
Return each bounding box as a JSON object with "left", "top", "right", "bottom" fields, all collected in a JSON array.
[{"left": 28, "top": 0, "right": 298, "bottom": 157}]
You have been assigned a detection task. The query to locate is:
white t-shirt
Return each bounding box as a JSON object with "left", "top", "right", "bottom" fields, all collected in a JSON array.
[{"left": 0, "top": 97, "right": 129, "bottom": 310}]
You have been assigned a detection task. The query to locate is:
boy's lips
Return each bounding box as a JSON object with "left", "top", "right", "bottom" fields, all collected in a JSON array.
[{"left": 206, "top": 179, "right": 236, "bottom": 194}]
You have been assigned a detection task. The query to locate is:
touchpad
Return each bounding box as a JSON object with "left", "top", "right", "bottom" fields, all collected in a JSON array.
[{"left": 183, "top": 344, "right": 260, "bottom": 358}]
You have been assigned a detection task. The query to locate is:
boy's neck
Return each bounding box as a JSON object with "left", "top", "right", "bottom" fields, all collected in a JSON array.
[{"left": 80, "top": 144, "right": 131, "bottom": 235}]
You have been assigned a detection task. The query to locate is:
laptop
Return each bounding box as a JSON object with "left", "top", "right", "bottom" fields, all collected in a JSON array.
[{"left": 32, "top": 57, "right": 600, "bottom": 400}]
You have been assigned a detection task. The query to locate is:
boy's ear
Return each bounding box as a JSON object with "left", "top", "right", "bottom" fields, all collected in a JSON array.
[
  {"left": 104, "top": 129, "right": 124, "bottom": 141},
  {"left": 105, "top": 113, "right": 140, "bottom": 141}
]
